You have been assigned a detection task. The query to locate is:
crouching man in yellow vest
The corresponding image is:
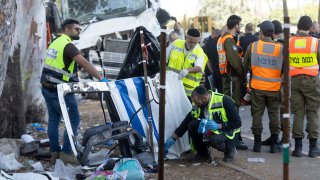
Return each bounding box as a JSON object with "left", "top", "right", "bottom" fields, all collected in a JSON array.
[
  {"left": 188, "top": 86, "right": 241, "bottom": 163},
  {"left": 164, "top": 86, "right": 241, "bottom": 164},
  {"left": 166, "top": 28, "right": 207, "bottom": 98}
]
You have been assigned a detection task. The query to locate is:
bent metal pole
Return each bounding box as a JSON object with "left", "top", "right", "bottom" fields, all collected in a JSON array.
[
  {"left": 282, "top": 0, "right": 290, "bottom": 179},
  {"left": 139, "top": 29, "right": 155, "bottom": 159},
  {"left": 158, "top": 27, "right": 167, "bottom": 180}
]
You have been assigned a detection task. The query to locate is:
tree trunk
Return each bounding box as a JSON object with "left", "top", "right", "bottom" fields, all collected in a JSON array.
[
  {"left": 16, "top": 0, "right": 46, "bottom": 123},
  {"left": 0, "top": 0, "right": 24, "bottom": 138},
  {"left": 0, "top": 0, "right": 46, "bottom": 138},
  {"left": 318, "top": 0, "right": 320, "bottom": 22}
]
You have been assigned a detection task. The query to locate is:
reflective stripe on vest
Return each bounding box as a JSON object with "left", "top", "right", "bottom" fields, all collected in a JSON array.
[
  {"left": 208, "top": 92, "right": 240, "bottom": 139},
  {"left": 166, "top": 66, "right": 201, "bottom": 82},
  {"left": 167, "top": 40, "right": 207, "bottom": 96},
  {"left": 44, "top": 64, "right": 77, "bottom": 78},
  {"left": 217, "top": 34, "right": 241, "bottom": 74},
  {"left": 43, "top": 34, "right": 77, "bottom": 83},
  {"left": 289, "top": 36, "right": 319, "bottom": 77},
  {"left": 191, "top": 91, "right": 240, "bottom": 139},
  {"left": 44, "top": 75, "right": 65, "bottom": 84},
  {"left": 191, "top": 103, "right": 200, "bottom": 119},
  {"left": 217, "top": 34, "right": 233, "bottom": 74},
  {"left": 250, "top": 40, "right": 283, "bottom": 91}
]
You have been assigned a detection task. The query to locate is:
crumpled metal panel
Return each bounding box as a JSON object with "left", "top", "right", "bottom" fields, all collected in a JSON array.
[{"left": 57, "top": 82, "right": 110, "bottom": 156}]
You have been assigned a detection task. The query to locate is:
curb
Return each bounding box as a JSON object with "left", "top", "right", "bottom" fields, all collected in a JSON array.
[
  {"left": 218, "top": 160, "right": 266, "bottom": 180},
  {"left": 214, "top": 135, "right": 266, "bottom": 180}
]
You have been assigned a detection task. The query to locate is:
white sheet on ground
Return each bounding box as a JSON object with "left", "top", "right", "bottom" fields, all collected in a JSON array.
[{"left": 108, "top": 71, "right": 191, "bottom": 160}]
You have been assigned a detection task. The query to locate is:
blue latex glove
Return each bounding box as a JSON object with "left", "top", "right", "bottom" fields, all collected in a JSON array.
[
  {"left": 198, "top": 119, "right": 208, "bottom": 133},
  {"left": 205, "top": 120, "right": 219, "bottom": 131},
  {"left": 164, "top": 136, "right": 176, "bottom": 156},
  {"left": 99, "top": 77, "right": 109, "bottom": 82}
]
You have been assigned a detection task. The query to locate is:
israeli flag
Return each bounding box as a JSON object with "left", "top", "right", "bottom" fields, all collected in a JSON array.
[{"left": 108, "top": 71, "right": 191, "bottom": 160}]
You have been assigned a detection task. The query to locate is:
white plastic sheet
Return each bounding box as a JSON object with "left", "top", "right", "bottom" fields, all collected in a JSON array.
[
  {"left": 109, "top": 71, "right": 192, "bottom": 160},
  {"left": 53, "top": 159, "right": 83, "bottom": 180},
  {"left": 32, "top": 162, "right": 44, "bottom": 171},
  {"left": 0, "top": 153, "right": 22, "bottom": 171},
  {"left": 0, "top": 138, "right": 21, "bottom": 159},
  {"left": 0, "top": 171, "right": 52, "bottom": 180}
]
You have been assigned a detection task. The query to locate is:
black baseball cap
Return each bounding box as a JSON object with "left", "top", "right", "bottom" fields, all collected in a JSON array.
[
  {"left": 272, "top": 20, "right": 283, "bottom": 34},
  {"left": 258, "top": 21, "right": 275, "bottom": 33}
]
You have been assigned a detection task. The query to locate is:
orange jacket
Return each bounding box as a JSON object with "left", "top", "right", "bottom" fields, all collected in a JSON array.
[
  {"left": 250, "top": 40, "right": 283, "bottom": 91},
  {"left": 289, "top": 36, "right": 319, "bottom": 77}
]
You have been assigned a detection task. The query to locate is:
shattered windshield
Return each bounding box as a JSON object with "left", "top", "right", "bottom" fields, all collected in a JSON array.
[{"left": 61, "top": 0, "right": 147, "bottom": 23}]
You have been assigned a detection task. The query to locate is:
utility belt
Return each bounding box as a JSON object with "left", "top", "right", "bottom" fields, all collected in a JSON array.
[
  {"left": 221, "top": 74, "right": 231, "bottom": 78},
  {"left": 292, "top": 74, "right": 319, "bottom": 79},
  {"left": 221, "top": 74, "right": 239, "bottom": 82},
  {"left": 41, "top": 81, "right": 57, "bottom": 91}
]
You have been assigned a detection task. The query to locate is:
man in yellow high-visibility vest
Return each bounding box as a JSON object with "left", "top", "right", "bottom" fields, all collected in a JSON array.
[
  {"left": 41, "top": 19, "right": 108, "bottom": 165},
  {"left": 166, "top": 28, "right": 207, "bottom": 98}
]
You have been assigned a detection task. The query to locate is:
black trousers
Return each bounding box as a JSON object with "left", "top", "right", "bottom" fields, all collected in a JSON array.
[
  {"left": 188, "top": 120, "right": 238, "bottom": 155},
  {"left": 175, "top": 113, "right": 193, "bottom": 138}
]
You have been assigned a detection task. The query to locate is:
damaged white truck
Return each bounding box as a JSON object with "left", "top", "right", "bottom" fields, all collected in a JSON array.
[
  {"left": 55, "top": 0, "right": 164, "bottom": 80},
  {"left": 45, "top": 0, "right": 187, "bottom": 166}
]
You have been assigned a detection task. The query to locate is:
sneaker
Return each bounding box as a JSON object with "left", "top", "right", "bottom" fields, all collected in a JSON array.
[
  {"left": 50, "top": 152, "right": 60, "bottom": 165},
  {"left": 222, "top": 156, "right": 234, "bottom": 163},
  {"left": 191, "top": 153, "right": 211, "bottom": 166},
  {"left": 59, "top": 152, "right": 80, "bottom": 165},
  {"left": 223, "top": 148, "right": 235, "bottom": 163}
]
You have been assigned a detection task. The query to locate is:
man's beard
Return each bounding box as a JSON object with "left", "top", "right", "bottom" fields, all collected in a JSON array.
[
  {"left": 199, "top": 102, "right": 208, "bottom": 109},
  {"left": 70, "top": 35, "right": 80, "bottom": 40}
]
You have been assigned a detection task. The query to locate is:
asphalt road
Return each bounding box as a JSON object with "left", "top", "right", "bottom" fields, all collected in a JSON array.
[
  {"left": 239, "top": 105, "right": 310, "bottom": 154},
  {"left": 234, "top": 106, "right": 320, "bottom": 179}
]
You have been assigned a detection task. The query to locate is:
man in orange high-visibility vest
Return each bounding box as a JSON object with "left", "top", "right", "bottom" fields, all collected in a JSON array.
[
  {"left": 217, "top": 15, "right": 248, "bottom": 150},
  {"left": 244, "top": 21, "right": 283, "bottom": 153},
  {"left": 289, "top": 16, "right": 320, "bottom": 158}
]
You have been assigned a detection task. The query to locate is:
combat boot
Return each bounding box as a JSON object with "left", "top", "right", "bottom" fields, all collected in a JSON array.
[
  {"left": 292, "top": 138, "right": 302, "bottom": 157},
  {"left": 270, "top": 134, "right": 281, "bottom": 153},
  {"left": 253, "top": 135, "right": 261, "bottom": 152},
  {"left": 308, "top": 139, "right": 320, "bottom": 158},
  {"left": 261, "top": 136, "right": 272, "bottom": 146}
]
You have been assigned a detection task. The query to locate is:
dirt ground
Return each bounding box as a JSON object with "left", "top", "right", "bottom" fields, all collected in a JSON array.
[
  {"left": 149, "top": 157, "right": 255, "bottom": 180},
  {"left": 14, "top": 99, "right": 255, "bottom": 179}
]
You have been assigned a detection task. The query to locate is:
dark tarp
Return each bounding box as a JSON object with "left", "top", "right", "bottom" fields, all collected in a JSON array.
[{"left": 117, "top": 26, "right": 160, "bottom": 80}]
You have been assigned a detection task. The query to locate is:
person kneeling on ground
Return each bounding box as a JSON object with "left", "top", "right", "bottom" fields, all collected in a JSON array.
[{"left": 165, "top": 86, "right": 241, "bottom": 163}]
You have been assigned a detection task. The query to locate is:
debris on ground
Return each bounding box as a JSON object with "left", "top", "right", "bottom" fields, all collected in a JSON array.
[{"left": 0, "top": 100, "right": 255, "bottom": 180}]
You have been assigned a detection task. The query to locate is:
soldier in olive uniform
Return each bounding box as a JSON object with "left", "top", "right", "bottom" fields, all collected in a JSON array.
[
  {"left": 217, "top": 15, "right": 247, "bottom": 150},
  {"left": 290, "top": 16, "right": 320, "bottom": 158}
]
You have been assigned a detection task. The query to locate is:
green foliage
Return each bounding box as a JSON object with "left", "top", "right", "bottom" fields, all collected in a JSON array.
[
  {"left": 269, "top": 4, "right": 318, "bottom": 25},
  {"left": 198, "top": 0, "right": 319, "bottom": 30}
]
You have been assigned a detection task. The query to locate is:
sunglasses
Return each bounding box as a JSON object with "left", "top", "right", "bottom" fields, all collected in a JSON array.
[{"left": 71, "top": 27, "right": 82, "bottom": 32}]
